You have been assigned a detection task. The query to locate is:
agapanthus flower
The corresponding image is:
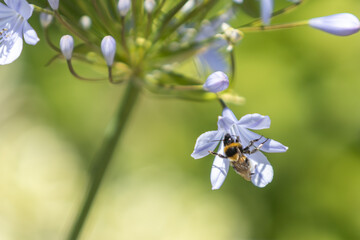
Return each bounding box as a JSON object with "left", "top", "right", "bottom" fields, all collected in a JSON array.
[
  {"left": 0, "top": 0, "right": 39, "bottom": 65},
  {"left": 191, "top": 107, "right": 288, "bottom": 189}
]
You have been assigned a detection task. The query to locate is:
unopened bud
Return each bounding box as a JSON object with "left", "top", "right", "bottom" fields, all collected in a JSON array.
[
  {"left": 144, "top": 0, "right": 156, "bottom": 13},
  {"left": 40, "top": 12, "right": 53, "bottom": 28},
  {"left": 309, "top": 13, "right": 360, "bottom": 36},
  {"left": 203, "top": 71, "right": 229, "bottom": 93},
  {"left": 101, "top": 36, "right": 116, "bottom": 66},
  {"left": 48, "top": 0, "right": 59, "bottom": 10},
  {"left": 80, "top": 16, "right": 92, "bottom": 30},
  {"left": 60, "top": 35, "right": 74, "bottom": 60},
  {"left": 260, "top": 0, "right": 273, "bottom": 25},
  {"left": 118, "top": 0, "right": 131, "bottom": 17}
]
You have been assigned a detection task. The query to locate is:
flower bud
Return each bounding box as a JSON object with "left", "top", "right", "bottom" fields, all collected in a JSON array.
[
  {"left": 101, "top": 36, "right": 116, "bottom": 66},
  {"left": 144, "top": 0, "right": 156, "bottom": 14},
  {"left": 260, "top": 0, "right": 273, "bottom": 25},
  {"left": 118, "top": 0, "right": 131, "bottom": 17},
  {"left": 40, "top": 12, "right": 53, "bottom": 28},
  {"left": 233, "top": 0, "right": 243, "bottom": 3},
  {"left": 309, "top": 13, "right": 360, "bottom": 36},
  {"left": 203, "top": 71, "right": 229, "bottom": 93},
  {"left": 60, "top": 35, "right": 74, "bottom": 60},
  {"left": 80, "top": 16, "right": 92, "bottom": 30},
  {"left": 48, "top": 0, "right": 59, "bottom": 10}
]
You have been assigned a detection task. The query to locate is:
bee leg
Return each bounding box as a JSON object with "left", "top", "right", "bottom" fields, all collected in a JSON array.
[
  {"left": 248, "top": 138, "right": 269, "bottom": 154},
  {"left": 243, "top": 135, "right": 264, "bottom": 153},
  {"left": 208, "top": 151, "right": 227, "bottom": 158},
  {"left": 250, "top": 164, "right": 258, "bottom": 175}
]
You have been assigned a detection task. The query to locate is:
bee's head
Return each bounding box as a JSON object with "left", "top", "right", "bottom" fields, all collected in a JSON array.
[{"left": 223, "top": 133, "right": 234, "bottom": 146}]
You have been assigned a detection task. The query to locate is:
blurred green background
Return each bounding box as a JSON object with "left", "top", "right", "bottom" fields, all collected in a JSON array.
[{"left": 1, "top": 0, "right": 360, "bottom": 239}]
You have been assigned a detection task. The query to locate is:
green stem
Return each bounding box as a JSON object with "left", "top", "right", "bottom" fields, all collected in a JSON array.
[
  {"left": 67, "top": 82, "right": 141, "bottom": 240},
  {"left": 239, "top": 20, "right": 308, "bottom": 33},
  {"left": 238, "top": 0, "right": 306, "bottom": 28},
  {"left": 31, "top": 5, "right": 54, "bottom": 15}
]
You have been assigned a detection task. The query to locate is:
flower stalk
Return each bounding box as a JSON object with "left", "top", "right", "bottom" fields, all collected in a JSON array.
[
  {"left": 239, "top": 20, "right": 308, "bottom": 32},
  {"left": 68, "top": 81, "right": 141, "bottom": 240}
]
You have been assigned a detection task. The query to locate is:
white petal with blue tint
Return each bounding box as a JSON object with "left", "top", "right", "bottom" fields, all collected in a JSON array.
[
  {"left": 248, "top": 151, "right": 273, "bottom": 188},
  {"left": 309, "top": 13, "right": 360, "bottom": 36},
  {"left": 211, "top": 144, "right": 229, "bottom": 190},
  {"left": 237, "top": 113, "right": 271, "bottom": 130},
  {"left": 191, "top": 130, "right": 224, "bottom": 159},
  {"left": 23, "top": 21, "right": 39, "bottom": 45},
  {"left": 222, "top": 107, "right": 237, "bottom": 122},
  {"left": 217, "top": 116, "right": 234, "bottom": 132},
  {"left": 236, "top": 127, "right": 288, "bottom": 153}
]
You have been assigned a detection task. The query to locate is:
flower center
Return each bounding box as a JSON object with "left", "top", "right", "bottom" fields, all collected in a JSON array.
[{"left": 0, "top": 28, "right": 11, "bottom": 44}]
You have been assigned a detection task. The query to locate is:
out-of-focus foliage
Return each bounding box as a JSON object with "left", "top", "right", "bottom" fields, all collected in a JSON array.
[{"left": 1, "top": 0, "right": 360, "bottom": 239}]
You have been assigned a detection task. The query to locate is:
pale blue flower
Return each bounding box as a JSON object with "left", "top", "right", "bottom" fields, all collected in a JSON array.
[
  {"left": 60, "top": 35, "right": 74, "bottom": 60},
  {"left": 203, "top": 71, "right": 229, "bottom": 93},
  {"left": 191, "top": 107, "right": 288, "bottom": 189},
  {"left": 260, "top": 0, "right": 273, "bottom": 25},
  {"left": 101, "top": 36, "right": 116, "bottom": 66},
  {"left": 0, "top": 0, "right": 39, "bottom": 65},
  {"left": 309, "top": 13, "right": 360, "bottom": 36}
]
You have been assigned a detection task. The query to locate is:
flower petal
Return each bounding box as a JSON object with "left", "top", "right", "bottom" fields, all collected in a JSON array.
[
  {"left": 0, "top": 33, "right": 23, "bottom": 65},
  {"left": 191, "top": 130, "right": 223, "bottom": 159},
  {"left": 248, "top": 151, "right": 273, "bottom": 188},
  {"left": 0, "top": 3, "right": 16, "bottom": 19},
  {"left": 217, "top": 116, "right": 234, "bottom": 132},
  {"left": 5, "top": 0, "right": 33, "bottom": 20},
  {"left": 237, "top": 127, "right": 288, "bottom": 153},
  {"left": 210, "top": 144, "right": 229, "bottom": 190},
  {"left": 222, "top": 107, "right": 237, "bottom": 122},
  {"left": 23, "top": 21, "right": 39, "bottom": 45},
  {"left": 237, "top": 113, "right": 271, "bottom": 130}
]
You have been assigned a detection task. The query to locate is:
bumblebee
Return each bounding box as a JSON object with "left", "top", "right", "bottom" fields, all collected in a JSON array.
[{"left": 209, "top": 133, "right": 268, "bottom": 181}]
